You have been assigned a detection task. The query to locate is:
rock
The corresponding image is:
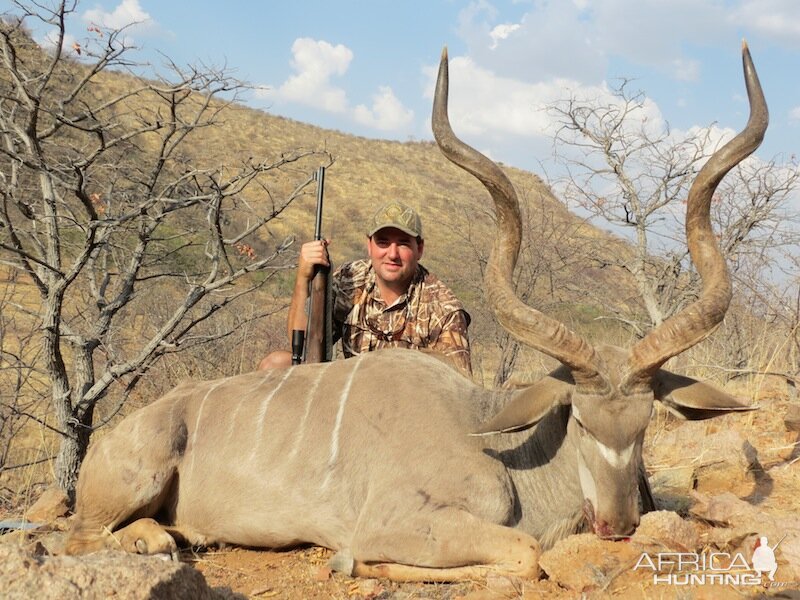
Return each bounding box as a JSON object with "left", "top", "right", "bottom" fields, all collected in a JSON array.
[
  {"left": 0, "top": 544, "right": 240, "bottom": 599},
  {"left": 689, "top": 491, "right": 759, "bottom": 526},
  {"left": 648, "top": 427, "right": 750, "bottom": 471},
  {"left": 705, "top": 526, "right": 759, "bottom": 550},
  {"left": 650, "top": 465, "right": 696, "bottom": 492},
  {"left": 767, "top": 431, "right": 800, "bottom": 462},
  {"left": 25, "top": 487, "right": 70, "bottom": 523},
  {"left": 776, "top": 534, "right": 800, "bottom": 580},
  {"left": 648, "top": 426, "right": 757, "bottom": 497},
  {"left": 538, "top": 533, "right": 639, "bottom": 592},
  {"left": 631, "top": 510, "right": 699, "bottom": 552},
  {"left": 690, "top": 491, "right": 800, "bottom": 581},
  {"left": 649, "top": 466, "right": 696, "bottom": 512}
]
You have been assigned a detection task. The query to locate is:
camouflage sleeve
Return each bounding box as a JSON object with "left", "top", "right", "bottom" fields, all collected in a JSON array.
[{"left": 428, "top": 309, "right": 472, "bottom": 377}]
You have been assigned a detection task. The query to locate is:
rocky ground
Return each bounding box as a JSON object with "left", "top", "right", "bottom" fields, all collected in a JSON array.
[{"left": 2, "top": 382, "right": 799, "bottom": 599}]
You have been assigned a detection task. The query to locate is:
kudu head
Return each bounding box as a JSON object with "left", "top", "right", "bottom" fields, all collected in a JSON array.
[{"left": 432, "top": 43, "right": 767, "bottom": 538}]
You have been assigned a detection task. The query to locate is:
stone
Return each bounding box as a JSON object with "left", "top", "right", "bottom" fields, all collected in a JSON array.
[
  {"left": 648, "top": 427, "right": 750, "bottom": 472},
  {"left": 649, "top": 466, "right": 696, "bottom": 512},
  {"left": 539, "top": 533, "right": 639, "bottom": 592},
  {"left": 775, "top": 534, "right": 800, "bottom": 580},
  {"left": 25, "top": 487, "right": 70, "bottom": 523},
  {"left": 689, "top": 491, "right": 759, "bottom": 526},
  {"left": 631, "top": 510, "right": 700, "bottom": 552},
  {"left": 0, "top": 544, "right": 240, "bottom": 599}
]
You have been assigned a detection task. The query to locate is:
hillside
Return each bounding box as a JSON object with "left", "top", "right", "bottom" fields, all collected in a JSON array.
[{"left": 193, "top": 101, "right": 638, "bottom": 347}]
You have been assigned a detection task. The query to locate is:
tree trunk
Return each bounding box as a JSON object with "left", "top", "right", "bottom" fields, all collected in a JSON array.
[{"left": 55, "top": 400, "right": 95, "bottom": 504}]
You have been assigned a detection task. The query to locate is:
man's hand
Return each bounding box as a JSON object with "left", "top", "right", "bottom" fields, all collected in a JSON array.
[{"left": 298, "top": 239, "right": 330, "bottom": 281}]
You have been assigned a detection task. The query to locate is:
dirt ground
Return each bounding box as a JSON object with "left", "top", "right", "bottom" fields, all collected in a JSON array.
[
  {"left": 3, "top": 520, "right": 797, "bottom": 599},
  {"left": 189, "top": 545, "right": 480, "bottom": 599}
]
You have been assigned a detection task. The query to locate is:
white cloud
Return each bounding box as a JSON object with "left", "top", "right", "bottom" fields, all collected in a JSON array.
[
  {"left": 677, "top": 124, "right": 735, "bottom": 155},
  {"left": 424, "top": 55, "right": 587, "bottom": 139},
  {"left": 449, "top": 0, "right": 797, "bottom": 166},
  {"left": 670, "top": 58, "right": 701, "bottom": 83},
  {"left": 790, "top": 106, "right": 800, "bottom": 124},
  {"left": 268, "top": 38, "right": 353, "bottom": 113},
  {"left": 421, "top": 49, "right": 688, "bottom": 170},
  {"left": 456, "top": 0, "right": 799, "bottom": 86},
  {"left": 260, "top": 38, "right": 415, "bottom": 133},
  {"left": 489, "top": 23, "right": 520, "bottom": 50},
  {"left": 37, "top": 0, "right": 155, "bottom": 53},
  {"left": 353, "top": 86, "right": 414, "bottom": 131},
  {"left": 458, "top": 1, "right": 603, "bottom": 83},
  {"left": 728, "top": 0, "right": 800, "bottom": 44},
  {"left": 82, "top": 0, "right": 154, "bottom": 33},
  {"left": 39, "top": 29, "right": 77, "bottom": 54}
]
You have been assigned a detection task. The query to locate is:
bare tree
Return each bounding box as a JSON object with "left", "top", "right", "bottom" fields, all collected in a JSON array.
[
  {"left": 548, "top": 79, "right": 800, "bottom": 338},
  {"left": 0, "top": 2, "right": 330, "bottom": 498}
]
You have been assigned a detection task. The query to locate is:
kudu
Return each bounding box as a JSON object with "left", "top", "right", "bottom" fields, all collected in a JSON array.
[{"left": 64, "top": 43, "right": 766, "bottom": 582}]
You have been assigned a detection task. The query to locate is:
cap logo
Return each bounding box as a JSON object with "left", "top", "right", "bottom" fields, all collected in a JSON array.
[{"left": 367, "top": 201, "right": 422, "bottom": 238}]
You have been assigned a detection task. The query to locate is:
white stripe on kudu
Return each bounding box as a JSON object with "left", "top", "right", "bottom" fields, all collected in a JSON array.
[
  {"left": 224, "top": 371, "right": 275, "bottom": 449},
  {"left": 187, "top": 379, "right": 227, "bottom": 478},
  {"left": 289, "top": 362, "right": 331, "bottom": 460},
  {"left": 595, "top": 439, "right": 636, "bottom": 470},
  {"left": 322, "top": 354, "right": 364, "bottom": 489},
  {"left": 249, "top": 368, "right": 293, "bottom": 462}
]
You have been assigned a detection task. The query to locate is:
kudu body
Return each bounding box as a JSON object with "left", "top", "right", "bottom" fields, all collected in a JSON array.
[{"left": 65, "top": 44, "right": 766, "bottom": 581}]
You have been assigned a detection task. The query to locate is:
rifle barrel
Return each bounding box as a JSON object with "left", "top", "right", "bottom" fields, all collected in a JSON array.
[{"left": 314, "top": 166, "right": 326, "bottom": 241}]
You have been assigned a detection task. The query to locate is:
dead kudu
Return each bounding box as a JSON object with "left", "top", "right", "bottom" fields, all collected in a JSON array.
[{"left": 64, "top": 44, "right": 766, "bottom": 581}]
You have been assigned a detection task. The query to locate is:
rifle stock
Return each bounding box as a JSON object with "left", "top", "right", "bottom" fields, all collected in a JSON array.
[{"left": 304, "top": 166, "right": 332, "bottom": 363}]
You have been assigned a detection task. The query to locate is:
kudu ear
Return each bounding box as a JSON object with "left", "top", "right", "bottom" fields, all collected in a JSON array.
[
  {"left": 471, "top": 366, "right": 574, "bottom": 435},
  {"left": 653, "top": 369, "right": 757, "bottom": 420}
]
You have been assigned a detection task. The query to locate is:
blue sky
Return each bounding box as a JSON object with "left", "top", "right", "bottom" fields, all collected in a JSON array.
[{"left": 10, "top": 0, "right": 800, "bottom": 174}]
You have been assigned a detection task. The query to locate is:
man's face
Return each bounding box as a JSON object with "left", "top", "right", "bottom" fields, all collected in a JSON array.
[{"left": 367, "top": 227, "right": 424, "bottom": 290}]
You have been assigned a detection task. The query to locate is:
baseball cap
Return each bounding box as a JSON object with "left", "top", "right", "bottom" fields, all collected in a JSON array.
[{"left": 366, "top": 201, "right": 423, "bottom": 239}]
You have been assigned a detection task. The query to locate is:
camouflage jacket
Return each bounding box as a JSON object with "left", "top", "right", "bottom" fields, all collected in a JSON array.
[{"left": 331, "top": 259, "right": 472, "bottom": 376}]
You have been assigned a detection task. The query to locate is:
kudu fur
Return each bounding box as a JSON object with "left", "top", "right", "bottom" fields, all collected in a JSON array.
[{"left": 64, "top": 43, "right": 766, "bottom": 581}]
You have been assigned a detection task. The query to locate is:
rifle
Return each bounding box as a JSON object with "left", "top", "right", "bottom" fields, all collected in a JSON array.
[{"left": 292, "top": 166, "right": 332, "bottom": 364}]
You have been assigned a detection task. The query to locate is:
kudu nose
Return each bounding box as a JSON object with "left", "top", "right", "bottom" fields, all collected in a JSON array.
[{"left": 595, "top": 511, "right": 639, "bottom": 540}]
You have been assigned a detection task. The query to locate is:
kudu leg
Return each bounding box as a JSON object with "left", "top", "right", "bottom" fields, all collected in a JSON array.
[
  {"left": 107, "top": 517, "right": 180, "bottom": 557},
  {"left": 64, "top": 414, "right": 186, "bottom": 556},
  {"left": 64, "top": 457, "right": 180, "bottom": 556},
  {"left": 347, "top": 508, "right": 541, "bottom": 582}
]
